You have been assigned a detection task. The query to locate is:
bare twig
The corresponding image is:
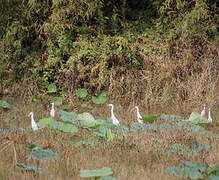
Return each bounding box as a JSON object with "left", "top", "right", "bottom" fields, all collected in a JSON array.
[{"left": 13, "top": 143, "right": 17, "bottom": 165}]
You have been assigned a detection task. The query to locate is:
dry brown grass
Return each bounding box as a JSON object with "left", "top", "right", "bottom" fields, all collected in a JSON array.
[
  {"left": 104, "top": 41, "right": 219, "bottom": 112},
  {"left": 1, "top": 97, "right": 219, "bottom": 180}
]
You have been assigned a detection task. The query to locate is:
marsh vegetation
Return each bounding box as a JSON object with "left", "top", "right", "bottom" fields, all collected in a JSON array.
[{"left": 0, "top": 0, "right": 219, "bottom": 179}]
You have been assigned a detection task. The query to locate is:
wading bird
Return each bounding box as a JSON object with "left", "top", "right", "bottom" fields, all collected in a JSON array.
[
  {"left": 208, "top": 108, "right": 213, "bottom": 122},
  {"left": 134, "top": 106, "right": 143, "bottom": 124},
  {"left": 50, "top": 103, "right": 55, "bottom": 117},
  {"left": 201, "top": 105, "right": 206, "bottom": 117},
  {"left": 29, "top": 112, "right": 39, "bottom": 131},
  {"left": 108, "top": 104, "right": 120, "bottom": 125}
]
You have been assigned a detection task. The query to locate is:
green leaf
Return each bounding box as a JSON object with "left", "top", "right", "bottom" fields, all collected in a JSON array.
[
  {"left": 130, "top": 122, "right": 144, "bottom": 131},
  {"left": 80, "top": 167, "right": 113, "bottom": 178},
  {"left": 176, "top": 121, "right": 206, "bottom": 134},
  {"left": 113, "top": 125, "right": 129, "bottom": 133},
  {"left": 47, "top": 84, "right": 57, "bottom": 93},
  {"left": 39, "top": 113, "right": 78, "bottom": 133},
  {"left": 77, "top": 112, "right": 96, "bottom": 122},
  {"left": 95, "top": 126, "right": 119, "bottom": 142},
  {"left": 29, "top": 95, "right": 37, "bottom": 102},
  {"left": 158, "top": 123, "right": 173, "bottom": 132},
  {"left": 0, "top": 129, "right": 13, "bottom": 133},
  {"left": 104, "top": 128, "right": 116, "bottom": 142},
  {"left": 191, "top": 141, "right": 210, "bottom": 153},
  {"left": 0, "top": 101, "right": 11, "bottom": 108},
  {"left": 53, "top": 97, "right": 63, "bottom": 106},
  {"left": 81, "top": 139, "right": 102, "bottom": 147},
  {"left": 180, "top": 160, "right": 208, "bottom": 173},
  {"left": 92, "top": 92, "right": 107, "bottom": 104},
  {"left": 59, "top": 110, "right": 78, "bottom": 122},
  {"left": 142, "top": 115, "right": 160, "bottom": 123},
  {"left": 79, "top": 121, "right": 101, "bottom": 128},
  {"left": 30, "top": 149, "right": 59, "bottom": 160},
  {"left": 209, "top": 176, "right": 219, "bottom": 180},
  {"left": 38, "top": 117, "right": 55, "bottom": 128},
  {"left": 164, "top": 143, "right": 197, "bottom": 156},
  {"left": 208, "top": 165, "right": 219, "bottom": 176},
  {"left": 0, "top": 128, "right": 25, "bottom": 134},
  {"left": 143, "top": 124, "right": 159, "bottom": 131},
  {"left": 62, "top": 105, "right": 71, "bottom": 111},
  {"left": 28, "top": 143, "right": 43, "bottom": 150},
  {"left": 52, "top": 121, "right": 79, "bottom": 133},
  {"left": 167, "top": 166, "right": 204, "bottom": 179},
  {"left": 83, "top": 119, "right": 105, "bottom": 128},
  {"left": 76, "top": 112, "right": 101, "bottom": 128},
  {"left": 17, "top": 163, "right": 42, "bottom": 173},
  {"left": 99, "top": 176, "right": 118, "bottom": 180},
  {"left": 160, "top": 114, "right": 185, "bottom": 122},
  {"left": 189, "top": 112, "right": 210, "bottom": 124},
  {"left": 75, "top": 88, "right": 88, "bottom": 99}
]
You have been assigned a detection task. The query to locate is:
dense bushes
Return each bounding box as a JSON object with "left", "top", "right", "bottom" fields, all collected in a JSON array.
[{"left": 0, "top": 0, "right": 218, "bottom": 105}]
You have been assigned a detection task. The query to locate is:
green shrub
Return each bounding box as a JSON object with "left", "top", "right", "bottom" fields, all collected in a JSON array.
[{"left": 0, "top": 0, "right": 218, "bottom": 105}]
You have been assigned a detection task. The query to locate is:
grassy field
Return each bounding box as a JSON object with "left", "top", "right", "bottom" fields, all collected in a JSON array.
[{"left": 0, "top": 98, "right": 219, "bottom": 180}]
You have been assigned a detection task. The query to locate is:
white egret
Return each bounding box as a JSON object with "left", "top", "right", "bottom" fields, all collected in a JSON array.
[
  {"left": 29, "top": 112, "right": 39, "bottom": 131},
  {"left": 135, "top": 106, "right": 143, "bottom": 124},
  {"left": 50, "top": 103, "right": 55, "bottom": 117},
  {"left": 108, "top": 104, "right": 120, "bottom": 125},
  {"left": 201, "top": 105, "right": 206, "bottom": 117},
  {"left": 208, "top": 108, "right": 212, "bottom": 122}
]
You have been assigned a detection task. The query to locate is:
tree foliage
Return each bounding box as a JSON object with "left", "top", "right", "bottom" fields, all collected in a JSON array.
[{"left": 0, "top": 0, "right": 218, "bottom": 103}]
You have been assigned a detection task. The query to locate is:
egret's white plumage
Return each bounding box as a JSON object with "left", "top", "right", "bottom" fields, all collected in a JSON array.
[
  {"left": 108, "top": 104, "right": 120, "bottom": 125},
  {"left": 50, "top": 103, "right": 55, "bottom": 117},
  {"left": 29, "top": 112, "right": 39, "bottom": 131},
  {"left": 135, "top": 106, "right": 143, "bottom": 124},
  {"left": 208, "top": 108, "right": 212, "bottom": 122},
  {"left": 201, "top": 105, "right": 206, "bottom": 117}
]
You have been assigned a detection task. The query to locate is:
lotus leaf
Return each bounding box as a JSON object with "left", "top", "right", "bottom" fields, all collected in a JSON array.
[
  {"left": 208, "top": 164, "right": 219, "bottom": 176},
  {"left": 75, "top": 88, "right": 88, "bottom": 99},
  {"left": 0, "top": 101, "right": 11, "bottom": 108},
  {"left": 17, "top": 163, "right": 42, "bottom": 173},
  {"left": 59, "top": 110, "right": 77, "bottom": 123},
  {"left": 209, "top": 176, "right": 219, "bottom": 180},
  {"left": 92, "top": 92, "right": 107, "bottom": 104},
  {"left": 130, "top": 122, "right": 144, "bottom": 131},
  {"left": 47, "top": 84, "right": 57, "bottom": 93},
  {"left": 142, "top": 114, "right": 160, "bottom": 123},
  {"left": 167, "top": 166, "right": 204, "bottom": 179},
  {"left": 99, "top": 176, "right": 118, "bottom": 180},
  {"left": 52, "top": 121, "right": 78, "bottom": 133},
  {"left": 30, "top": 149, "right": 59, "bottom": 160},
  {"left": 180, "top": 160, "right": 208, "bottom": 173},
  {"left": 53, "top": 97, "right": 63, "bottom": 106},
  {"left": 77, "top": 112, "right": 96, "bottom": 122},
  {"left": 189, "top": 112, "right": 210, "bottom": 124},
  {"left": 80, "top": 167, "right": 113, "bottom": 178},
  {"left": 160, "top": 114, "right": 185, "bottom": 122},
  {"left": 38, "top": 117, "right": 55, "bottom": 128}
]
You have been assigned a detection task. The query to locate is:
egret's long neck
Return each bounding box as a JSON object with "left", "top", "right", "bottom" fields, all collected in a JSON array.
[
  {"left": 52, "top": 103, "right": 55, "bottom": 109},
  {"left": 31, "top": 113, "right": 35, "bottom": 122},
  {"left": 136, "top": 107, "right": 140, "bottom": 117},
  {"left": 111, "top": 106, "right": 114, "bottom": 116},
  {"left": 136, "top": 107, "right": 139, "bottom": 116}
]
